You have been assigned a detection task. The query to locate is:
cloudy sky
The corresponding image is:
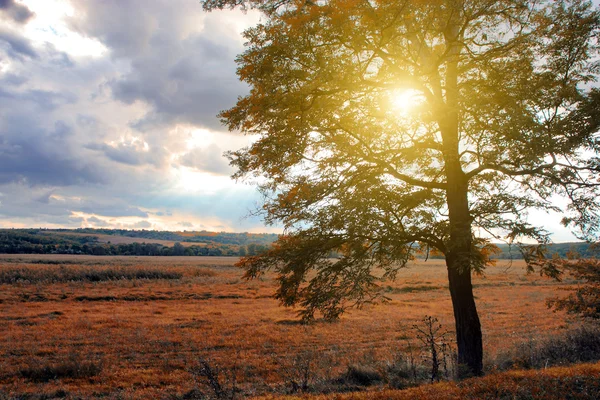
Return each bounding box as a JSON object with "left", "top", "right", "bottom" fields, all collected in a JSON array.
[
  {"left": 0, "top": 0, "right": 279, "bottom": 232},
  {"left": 0, "top": 0, "right": 583, "bottom": 240}
]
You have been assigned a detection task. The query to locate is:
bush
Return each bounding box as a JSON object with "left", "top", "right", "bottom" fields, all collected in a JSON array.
[
  {"left": 492, "top": 324, "right": 600, "bottom": 371},
  {"left": 0, "top": 266, "right": 182, "bottom": 284},
  {"left": 381, "top": 354, "right": 431, "bottom": 389},
  {"left": 20, "top": 360, "right": 102, "bottom": 382},
  {"left": 342, "top": 364, "right": 383, "bottom": 386},
  {"left": 189, "top": 357, "right": 239, "bottom": 399}
]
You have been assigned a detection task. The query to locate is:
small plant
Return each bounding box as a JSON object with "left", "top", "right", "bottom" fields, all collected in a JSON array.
[
  {"left": 189, "top": 357, "right": 238, "bottom": 399},
  {"left": 273, "top": 349, "right": 318, "bottom": 393},
  {"left": 414, "top": 315, "right": 453, "bottom": 382}
]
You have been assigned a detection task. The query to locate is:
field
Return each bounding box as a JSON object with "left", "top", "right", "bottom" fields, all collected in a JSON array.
[{"left": 0, "top": 255, "right": 587, "bottom": 399}]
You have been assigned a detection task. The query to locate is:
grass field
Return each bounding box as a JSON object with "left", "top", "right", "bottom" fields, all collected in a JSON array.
[{"left": 0, "top": 255, "right": 587, "bottom": 398}]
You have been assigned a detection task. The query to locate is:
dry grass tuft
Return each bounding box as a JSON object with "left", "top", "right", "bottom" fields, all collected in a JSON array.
[
  {"left": 264, "top": 362, "right": 600, "bottom": 399},
  {"left": 20, "top": 360, "right": 102, "bottom": 383}
]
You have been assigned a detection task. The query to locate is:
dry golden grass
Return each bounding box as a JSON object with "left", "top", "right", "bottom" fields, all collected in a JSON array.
[
  {"left": 0, "top": 255, "right": 586, "bottom": 398},
  {"left": 264, "top": 362, "right": 600, "bottom": 399}
]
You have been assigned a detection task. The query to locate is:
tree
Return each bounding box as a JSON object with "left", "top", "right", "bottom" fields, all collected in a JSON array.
[
  {"left": 202, "top": 0, "right": 600, "bottom": 376},
  {"left": 548, "top": 253, "right": 600, "bottom": 320},
  {"left": 173, "top": 242, "right": 186, "bottom": 256}
]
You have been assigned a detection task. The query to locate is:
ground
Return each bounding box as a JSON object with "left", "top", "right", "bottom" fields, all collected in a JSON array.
[{"left": 0, "top": 254, "right": 583, "bottom": 398}]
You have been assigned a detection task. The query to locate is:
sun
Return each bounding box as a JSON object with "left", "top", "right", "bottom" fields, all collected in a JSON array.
[{"left": 390, "top": 89, "right": 423, "bottom": 114}]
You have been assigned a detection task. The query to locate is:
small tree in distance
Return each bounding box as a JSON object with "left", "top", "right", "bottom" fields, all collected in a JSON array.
[{"left": 202, "top": 0, "right": 600, "bottom": 377}]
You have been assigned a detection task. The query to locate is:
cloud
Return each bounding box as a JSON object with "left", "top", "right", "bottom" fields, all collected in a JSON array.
[
  {"left": 110, "top": 32, "right": 245, "bottom": 131},
  {"left": 0, "top": 87, "right": 77, "bottom": 110},
  {"left": 0, "top": 28, "right": 37, "bottom": 59},
  {"left": 0, "top": 0, "right": 272, "bottom": 233},
  {"left": 0, "top": 0, "right": 35, "bottom": 24},
  {"left": 87, "top": 216, "right": 110, "bottom": 227},
  {"left": 85, "top": 140, "right": 167, "bottom": 167},
  {"left": 0, "top": 117, "right": 104, "bottom": 186},
  {"left": 179, "top": 143, "right": 233, "bottom": 175},
  {"left": 0, "top": 184, "right": 150, "bottom": 220},
  {"left": 133, "top": 220, "right": 152, "bottom": 229},
  {"left": 1, "top": 72, "right": 28, "bottom": 86},
  {"left": 67, "top": 0, "right": 255, "bottom": 131}
]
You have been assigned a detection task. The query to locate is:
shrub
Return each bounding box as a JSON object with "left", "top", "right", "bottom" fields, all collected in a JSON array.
[
  {"left": 0, "top": 266, "right": 182, "bottom": 284},
  {"left": 492, "top": 324, "right": 600, "bottom": 371},
  {"left": 189, "top": 357, "right": 238, "bottom": 399},
  {"left": 342, "top": 364, "right": 383, "bottom": 386},
  {"left": 414, "top": 316, "right": 454, "bottom": 382},
  {"left": 20, "top": 360, "right": 102, "bottom": 382}
]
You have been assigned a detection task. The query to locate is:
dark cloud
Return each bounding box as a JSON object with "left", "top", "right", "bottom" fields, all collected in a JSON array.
[
  {"left": 85, "top": 141, "right": 167, "bottom": 167},
  {"left": 0, "top": 0, "right": 35, "bottom": 24},
  {"left": 179, "top": 144, "right": 233, "bottom": 175},
  {"left": 114, "top": 33, "right": 244, "bottom": 131},
  {"left": 77, "top": 205, "right": 148, "bottom": 218},
  {"left": 1, "top": 72, "right": 28, "bottom": 86},
  {"left": 34, "top": 190, "right": 54, "bottom": 204},
  {"left": 67, "top": 0, "right": 163, "bottom": 59},
  {"left": 0, "top": 184, "right": 150, "bottom": 221},
  {"left": 0, "top": 28, "right": 38, "bottom": 59},
  {"left": 0, "top": 118, "right": 104, "bottom": 186},
  {"left": 0, "top": 87, "right": 77, "bottom": 110},
  {"left": 40, "top": 215, "right": 85, "bottom": 227},
  {"left": 87, "top": 216, "right": 110, "bottom": 227},
  {"left": 68, "top": 0, "right": 249, "bottom": 131}
]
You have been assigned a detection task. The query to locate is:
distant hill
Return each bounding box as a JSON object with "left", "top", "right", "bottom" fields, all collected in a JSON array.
[
  {"left": 491, "top": 242, "right": 596, "bottom": 259},
  {"left": 0, "top": 228, "right": 277, "bottom": 257},
  {"left": 0, "top": 228, "right": 595, "bottom": 258}
]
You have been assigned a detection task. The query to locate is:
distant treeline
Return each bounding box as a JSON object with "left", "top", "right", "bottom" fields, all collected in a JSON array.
[
  {"left": 69, "top": 228, "right": 278, "bottom": 246},
  {"left": 491, "top": 242, "right": 597, "bottom": 260},
  {"left": 0, "top": 229, "right": 270, "bottom": 257},
  {"left": 0, "top": 229, "right": 596, "bottom": 259},
  {"left": 415, "top": 242, "right": 597, "bottom": 260}
]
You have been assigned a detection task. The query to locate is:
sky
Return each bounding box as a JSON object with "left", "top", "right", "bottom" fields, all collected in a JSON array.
[
  {"left": 0, "top": 0, "right": 276, "bottom": 232},
  {"left": 0, "top": 0, "right": 585, "bottom": 241}
]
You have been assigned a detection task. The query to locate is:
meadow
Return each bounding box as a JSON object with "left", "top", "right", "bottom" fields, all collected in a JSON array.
[{"left": 0, "top": 254, "right": 592, "bottom": 399}]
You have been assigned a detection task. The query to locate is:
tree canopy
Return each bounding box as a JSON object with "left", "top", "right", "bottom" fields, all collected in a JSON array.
[{"left": 203, "top": 0, "right": 600, "bottom": 376}]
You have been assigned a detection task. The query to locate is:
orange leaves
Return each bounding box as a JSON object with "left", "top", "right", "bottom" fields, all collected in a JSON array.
[{"left": 277, "top": 182, "right": 314, "bottom": 207}]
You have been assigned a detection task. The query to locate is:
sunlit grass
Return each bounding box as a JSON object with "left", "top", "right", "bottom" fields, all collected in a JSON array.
[{"left": 0, "top": 255, "right": 586, "bottom": 398}]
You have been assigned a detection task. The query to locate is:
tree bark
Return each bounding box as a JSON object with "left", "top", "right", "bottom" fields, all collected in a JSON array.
[
  {"left": 440, "top": 15, "right": 484, "bottom": 378},
  {"left": 446, "top": 240, "right": 483, "bottom": 377},
  {"left": 444, "top": 161, "right": 483, "bottom": 376},
  {"left": 444, "top": 148, "right": 483, "bottom": 378}
]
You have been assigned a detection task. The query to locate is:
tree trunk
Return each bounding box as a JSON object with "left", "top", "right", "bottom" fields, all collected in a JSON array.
[
  {"left": 446, "top": 251, "right": 483, "bottom": 377},
  {"left": 441, "top": 16, "right": 484, "bottom": 378},
  {"left": 445, "top": 172, "right": 483, "bottom": 377}
]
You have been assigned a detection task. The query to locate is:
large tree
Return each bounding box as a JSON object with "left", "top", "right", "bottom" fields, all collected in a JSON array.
[{"left": 202, "top": 0, "right": 600, "bottom": 376}]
